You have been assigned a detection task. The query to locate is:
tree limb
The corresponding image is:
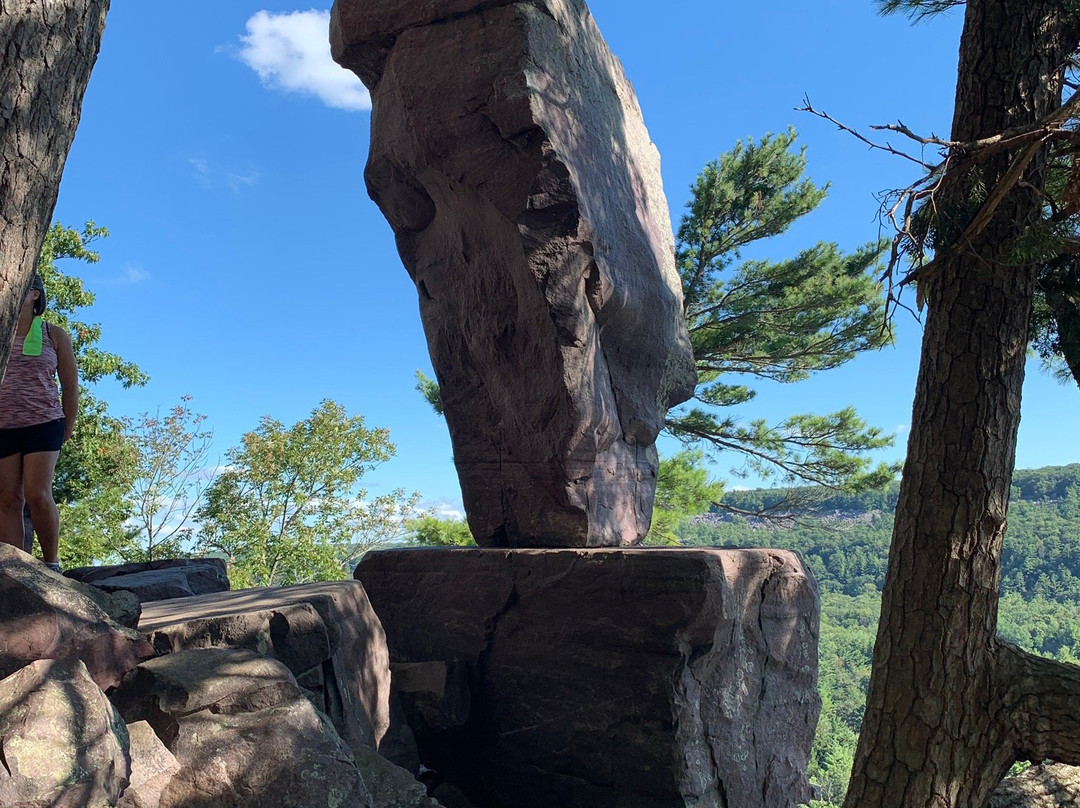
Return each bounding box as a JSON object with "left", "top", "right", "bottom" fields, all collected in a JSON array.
[{"left": 997, "top": 641, "right": 1080, "bottom": 765}]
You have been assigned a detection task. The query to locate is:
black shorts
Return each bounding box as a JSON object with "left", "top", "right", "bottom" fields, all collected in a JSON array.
[{"left": 0, "top": 418, "right": 65, "bottom": 459}]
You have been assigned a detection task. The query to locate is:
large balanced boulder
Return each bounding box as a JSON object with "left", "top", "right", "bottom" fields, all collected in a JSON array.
[
  {"left": 331, "top": 0, "right": 696, "bottom": 548},
  {"left": 0, "top": 544, "right": 155, "bottom": 690},
  {"left": 0, "top": 657, "right": 130, "bottom": 808},
  {"left": 138, "top": 581, "right": 391, "bottom": 754},
  {"left": 355, "top": 547, "right": 821, "bottom": 808},
  {"left": 112, "top": 648, "right": 374, "bottom": 808}
]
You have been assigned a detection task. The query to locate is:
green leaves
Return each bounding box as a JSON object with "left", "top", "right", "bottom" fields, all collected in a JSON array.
[
  {"left": 671, "top": 131, "right": 894, "bottom": 504},
  {"left": 195, "top": 400, "right": 421, "bottom": 587}
]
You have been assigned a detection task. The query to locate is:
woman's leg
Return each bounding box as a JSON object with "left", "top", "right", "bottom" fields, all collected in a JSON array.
[
  {"left": 0, "top": 452, "right": 25, "bottom": 550},
  {"left": 23, "top": 450, "right": 60, "bottom": 563}
]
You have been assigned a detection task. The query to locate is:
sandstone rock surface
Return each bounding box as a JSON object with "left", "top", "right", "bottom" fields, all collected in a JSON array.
[
  {"left": 0, "top": 544, "right": 155, "bottom": 690},
  {"left": 331, "top": 0, "right": 696, "bottom": 547},
  {"left": 119, "top": 721, "right": 182, "bottom": 808},
  {"left": 138, "top": 581, "right": 390, "bottom": 753},
  {"left": 0, "top": 657, "right": 130, "bottom": 808},
  {"left": 990, "top": 763, "right": 1080, "bottom": 807},
  {"left": 112, "top": 648, "right": 374, "bottom": 808},
  {"left": 355, "top": 547, "right": 820, "bottom": 808},
  {"left": 66, "top": 557, "right": 230, "bottom": 601}
]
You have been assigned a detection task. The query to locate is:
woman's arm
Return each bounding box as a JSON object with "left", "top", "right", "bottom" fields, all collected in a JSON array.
[{"left": 52, "top": 326, "right": 79, "bottom": 442}]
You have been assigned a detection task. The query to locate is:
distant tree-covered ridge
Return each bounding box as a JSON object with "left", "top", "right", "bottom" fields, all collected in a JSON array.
[
  {"left": 689, "top": 465, "right": 1080, "bottom": 807},
  {"left": 682, "top": 464, "right": 1080, "bottom": 603}
]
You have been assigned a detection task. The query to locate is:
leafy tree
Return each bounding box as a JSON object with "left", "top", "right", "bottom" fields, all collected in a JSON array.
[
  {"left": 123, "top": 396, "right": 212, "bottom": 562},
  {"left": 668, "top": 130, "right": 895, "bottom": 509},
  {"left": 196, "top": 400, "right": 421, "bottom": 587},
  {"left": 644, "top": 449, "right": 724, "bottom": 545},
  {"left": 407, "top": 514, "right": 476, "bottom": 547},
  {"left": 36, "top": 222, "right": 148, "bottom": 566}
]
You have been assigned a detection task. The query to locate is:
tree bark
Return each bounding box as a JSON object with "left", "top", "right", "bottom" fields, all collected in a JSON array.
[
  {"left": 842, "top": 2, "right": 1080, "bottom": 807},
  {"left": 0, "top": 0, "right": 110, "bottom": 377}
]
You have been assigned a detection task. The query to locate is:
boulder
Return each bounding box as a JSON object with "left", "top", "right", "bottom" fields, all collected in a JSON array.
[
  {"left": 990, "top": 763, "right": 1080, "bottom": 807},
  {"left": 138, "top": 581, "right": 390, "bottom": 753},
  {"left": 119, "top": 721, "right": 182, "bottom": 808},
  {"left": 0, "top": 544, "right": 155, "bottom": 690},
  {"left": 111, "top": 648, "right": 374, "bottom": 808},
  {"left": 355, "top": 547, "right": 821, "bottom": 808},
  {"left": 331, "top": 0, "right": 696, "bottom": 548},
  {"left": 352, "top": 745, "right": 441, "bottom": 808},
  {"left": 66, "top": 558, "right": 230, "bottom": 602},
  {"left": 0, "top": 657, "right": 130, "bottom": 808}
]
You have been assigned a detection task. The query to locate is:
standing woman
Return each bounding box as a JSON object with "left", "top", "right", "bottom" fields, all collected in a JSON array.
[{"left": 0, "top": 274, "right": 77, "bottom": 571}]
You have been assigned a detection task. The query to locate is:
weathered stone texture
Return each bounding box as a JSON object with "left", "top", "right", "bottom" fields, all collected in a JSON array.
[
  {"left": 0, "top": 544, "right": 155, "bottom": 690},
  {"left": 112, "top": 648, "right": 374, "bottom": 808},
  {"left": 355, "top": 547, "right": 820, "bottom": 808},
  {"left": 0, "top": 657, "right": 130, "bottom": 808},
  {"left": 138, "top": 581, "right": 391, "bottom": 753},
  {"left": 66, "top": 557, "right": 230, "bottom": 602},
  {"left": 331, "top": 0, "right": 696, "bottom": 548},
  {"left": 990, "top": 763, "right": 1080, "bottom": 807},
  {"left": 119, "top": 721, "right": 182, "bottom": 808}
]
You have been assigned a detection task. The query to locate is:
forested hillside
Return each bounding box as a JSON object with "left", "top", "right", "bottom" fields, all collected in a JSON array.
[{"left": 677, "top": 465, "right": 1080, "bottom": 806}]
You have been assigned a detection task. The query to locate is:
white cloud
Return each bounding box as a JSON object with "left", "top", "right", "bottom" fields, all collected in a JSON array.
[{"left": 236, "top": 10, "right": 370, "bottom": 111}]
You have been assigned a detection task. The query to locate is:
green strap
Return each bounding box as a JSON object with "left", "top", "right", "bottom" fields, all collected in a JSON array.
[{"left": 22, "top": 316, "right": 42, "bottom": 357}]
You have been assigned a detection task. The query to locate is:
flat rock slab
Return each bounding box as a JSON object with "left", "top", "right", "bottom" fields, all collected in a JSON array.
[
  {"left": 355, "top": 548, "right": 820, "bottom": 808},
  {"left": 332, "top": 0, "right": 696, "bottom": 547},
  {"left": 0, "top": 544, "right": 155, "bottom": 691},
  {"left": 138, "top": 581, "right": 390, "bottom": 752},
  {"left": 66, "top": 558, "right": 230, "bottom": 602}
]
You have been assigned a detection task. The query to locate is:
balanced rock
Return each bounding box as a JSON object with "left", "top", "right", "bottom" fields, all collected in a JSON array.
[
  {"left": 0, "top": 657, "right": 130, "bottom": 808},
  {"left": 138, "top": 581, "right": 391, "bottom": 753},
  {"left": 331, "top": 0, "right": 696, "bottom": 547},
  {"left": 0, "top": 544, "right": 155, "bottom": 690},
  {"left": 112, "top": 648, "right": 374, "bottom": 808},
  {"left": 355, "top": 547, "right": 821, "bottom": 808}
]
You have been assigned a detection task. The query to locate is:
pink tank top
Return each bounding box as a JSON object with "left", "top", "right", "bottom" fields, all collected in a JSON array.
[{"left": 0, "top": 324, "right": 65, "bottom": 429}]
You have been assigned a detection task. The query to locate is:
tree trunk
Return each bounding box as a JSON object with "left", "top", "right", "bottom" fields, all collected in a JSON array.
[
  {"left": 842, "top": 3, "right": 1080, "bottom": 807},
  {"left": 0, "top": 0, "right": 110, "bottom": 376}
]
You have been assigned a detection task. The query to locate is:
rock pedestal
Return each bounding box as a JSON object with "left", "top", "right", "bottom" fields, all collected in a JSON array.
[
  {"left": 355, "top": 548, "right": 821, "bottom": 808},
  {"left": 331, "top": 0, "right": 696, "bottom": 547}
]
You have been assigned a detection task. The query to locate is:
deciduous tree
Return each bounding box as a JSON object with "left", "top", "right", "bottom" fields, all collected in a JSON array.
[
  {"left": 124, "top": 396, "right": 212, "bottom": 562},
  {"left": 196, "top": 400, "right": 421, "bottom": 587}
]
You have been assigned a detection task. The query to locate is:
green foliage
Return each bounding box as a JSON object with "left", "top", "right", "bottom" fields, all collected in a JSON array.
[
  {"left": 35, "top": 222, "right": 148, "bottom": 566},
  {"left": 196, "top": 400, "right": 420, "bottom": 587},
  {"left": 407, "top": 515, "right": 476, "bottom": 547},
  {"left": 668, "top": 129, "right": 896, "bottom": 502},
  {"left": 686, "top": 465, "right": 1080, "bottom": 806},
  {"left": 415, "top": 370, "right": 443, "bottom": 416},
  {"left": 644, "top": 450, "right": 724, "bottom": 545},
  {"left": 123, "top": 396, "right": 212, "bottom": 562}
]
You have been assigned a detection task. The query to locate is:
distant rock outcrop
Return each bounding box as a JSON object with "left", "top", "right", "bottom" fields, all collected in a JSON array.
[
  {"left": 331, "top": 0, "right": 696, "bottom": 547},
  {"left": 355, "top": 547, "right": 821, "bottom": 808}
]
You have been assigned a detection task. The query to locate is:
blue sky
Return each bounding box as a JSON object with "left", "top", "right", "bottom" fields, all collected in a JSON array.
[{"left": 51, "top": 1, "right": 1079, "bottom": 514}]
